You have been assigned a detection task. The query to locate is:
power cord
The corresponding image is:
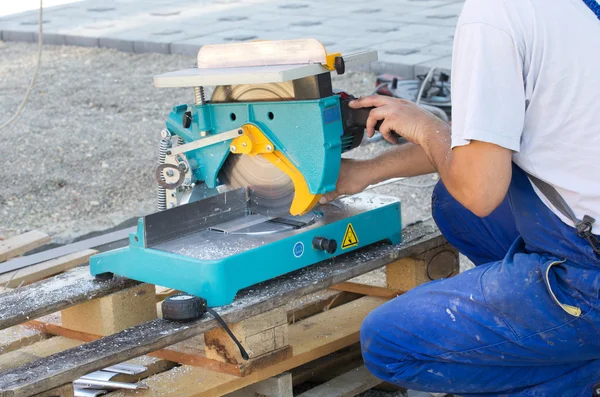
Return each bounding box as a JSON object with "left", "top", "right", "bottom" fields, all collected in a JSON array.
[{"left": 0, "top": 0, "right": 43, "bottom": 130}]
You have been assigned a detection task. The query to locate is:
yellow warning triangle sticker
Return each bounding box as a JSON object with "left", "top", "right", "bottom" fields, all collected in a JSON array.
[{"left": 342, "top": 223, "right": 359, "bottom": 249}]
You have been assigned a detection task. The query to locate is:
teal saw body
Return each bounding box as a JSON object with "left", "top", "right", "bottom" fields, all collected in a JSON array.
[{"left": 90, "top": 191, "right": 401, "bottom": 306}]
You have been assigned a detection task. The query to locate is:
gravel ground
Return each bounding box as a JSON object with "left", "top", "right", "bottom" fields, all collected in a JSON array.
[{"left": 0, "top": 41, "right": 437, "bottom": 242}]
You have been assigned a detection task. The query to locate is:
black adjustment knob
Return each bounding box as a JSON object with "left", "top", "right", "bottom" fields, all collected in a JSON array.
[
  {"left": 312, "top": 236, "right": 337, "bottom": 254},
  {"left": 182, "top": 111, "right": 192, "bottom": 128}
]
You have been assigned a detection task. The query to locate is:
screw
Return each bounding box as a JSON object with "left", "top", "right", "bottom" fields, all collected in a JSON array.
[
  {"left": 266, "top": 145, "right": 273, "bottom": 151},
  {"left": 178, "top": 162, "right": 188, "bottom": 171},
  {"left": 166, "top": 170, "right": 175, "bottom": 177},
  {"left": 242, "top": 142, "right": 247, "bottom": 147},
  {"left": 230, "top": 145, "right": 237, "bottom": 152},
  {"left": 237, "top": 129, "right": 243, "bottom": 135}
]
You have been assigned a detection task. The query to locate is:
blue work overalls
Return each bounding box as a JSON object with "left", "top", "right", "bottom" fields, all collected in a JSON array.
[{"left": 360, "top": 164, "right": 600, "bottom": 396}]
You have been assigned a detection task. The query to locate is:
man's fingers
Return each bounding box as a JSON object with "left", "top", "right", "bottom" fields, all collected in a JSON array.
[
  {"left": 349, "top": 94, "right": 393, "bottom": 109},
  {"left": 319, "top": 191, "right": 339, "bottom": 204},
  {"left": 366, "top": 107, "right": 387, "bottom": 137},
  {"left": 379, "top": 120, "right": 400, "bottom": 144}
]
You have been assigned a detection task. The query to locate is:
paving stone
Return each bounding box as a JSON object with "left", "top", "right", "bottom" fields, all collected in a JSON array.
[
  {"left": 0, "top": 0, "right": 466, "bottom": 72},
  {"left": 416, "top": 55, "right": 453, "bottom": 73},
  {"left": 64, "top": 34, "right": 100, "bottom": 47},
  {"left": 379, "top": 50, "right": 445, "bottom": 66},
  {"left": 99, "top": 37, "right": 135, "bottom": 52}
]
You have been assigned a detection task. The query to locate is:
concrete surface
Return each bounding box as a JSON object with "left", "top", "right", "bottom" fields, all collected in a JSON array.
[
  {"left": 0, "top": 40, "right": 439, "bottom": 242},
  {"left": 0, "top": 0, "right": 461, "bottom": 76}
]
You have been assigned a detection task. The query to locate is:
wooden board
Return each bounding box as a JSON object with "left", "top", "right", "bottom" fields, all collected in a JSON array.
[
  {"left": 104, "top": 296, "right": 387, "bottom": 397},
  {"left": 0, "top": 267, "right": 139, "bottom": 331},
  {"left": 0, "top": 228, "right": 133, "bottom": 275},
  {"left": 0, "top": 325, "right": 49, "bottom": 355},
  {"left": 0, "top": 221, "right": 444, "bottom": 396},
  {"left": 297, "top": 365, "right": 381, "bottom": 397},
  {"left": 0, "top": 250, "right": 96, "bottom": 288},
  {"left": 0, "top": 231, "right": 50, "bottom": 264},
  {"left": 27, "top": 289, "right": 360, "bottom": 377}
]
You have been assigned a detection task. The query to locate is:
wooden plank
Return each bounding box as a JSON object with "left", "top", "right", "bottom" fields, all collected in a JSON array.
[
  {"left": 105, "top": 296, "right": 387, "bottom": 397},
  {"left": 155, "top": 286, "right": 177, "bottom": 301},
  {"left": 225, "top": 373, "right": 292, "bottom": 397},
  {"left": 330, "top": 282, "right": 399, "bottom": 298},
  {"left": 291, "top": 345, "right": 362, "bottom": 386},
  {"left": 0, "top": 221, "right": 444, "bottom": 396},
  {"left": 0, "top": 231, "right": 50, "bottom": 264},
  {"left": 0, "top": 335, "right": 175, "bottom": 383},
  {"left": 32, "top": 383, "right": 73, "bottom": 397},
  {"left": 0, "top": 325, "right": 50, "bottom": 355},
  {"left": 205, "top": 308, "right": 288, "bottom": 364},
  {"left": 296, "top": 365, "right": 381, "bottom": 397},
  {"left": 61, "top": 284, "right": 157, "bottom": 336},
  {"left": 0, "top": 337, "right": 82, "bottom": 372},
  {"left": 0, "top": 266, "right": 139, "bottom": 331},
  {"left": 0, "top": 250, "right": 97, "bottom": 288},
  {"left": 27, "top": 316, "right": 291, "bottom": 377},
  {"left": 0, "top": 228, "right": 133, "bottom": 275},
  {"left": 286, "top": 290, "right": 361, "bottom": 324}
]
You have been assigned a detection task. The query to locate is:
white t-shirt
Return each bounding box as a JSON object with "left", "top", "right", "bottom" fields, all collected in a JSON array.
[{"left": 451, "top": 0, "right": 600, "bottom": 234}]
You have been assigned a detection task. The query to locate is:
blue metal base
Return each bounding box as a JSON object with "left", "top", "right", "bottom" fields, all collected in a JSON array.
[{"left": 90, "top": 195, "right": 401, "bottom": 307}]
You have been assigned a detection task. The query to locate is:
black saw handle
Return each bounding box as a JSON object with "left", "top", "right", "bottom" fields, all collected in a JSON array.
[{"left": 349, "top": 106, "right": 384, "bottom": 131}]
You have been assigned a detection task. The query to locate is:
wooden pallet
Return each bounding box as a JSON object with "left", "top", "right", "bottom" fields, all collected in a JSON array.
[{"left": 0, "top": 221, "right": 459, "bottom": 397}]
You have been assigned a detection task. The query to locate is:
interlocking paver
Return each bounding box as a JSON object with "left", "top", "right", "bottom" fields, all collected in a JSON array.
[{"left": 0, "top": 0, "right": 466, "bottom": 76}]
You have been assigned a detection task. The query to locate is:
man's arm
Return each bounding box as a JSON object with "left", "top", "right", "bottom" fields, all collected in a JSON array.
[
  {"left": 419, "top": 122, "right": 513, "bottom": 217},
  {"left": 322, "top": 96, "right": 513, "bottom": 217}
]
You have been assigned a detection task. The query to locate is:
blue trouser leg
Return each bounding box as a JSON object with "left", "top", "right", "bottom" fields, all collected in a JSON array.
[{"left": 362, "top": 173, "right": 600, "bottom": 396}]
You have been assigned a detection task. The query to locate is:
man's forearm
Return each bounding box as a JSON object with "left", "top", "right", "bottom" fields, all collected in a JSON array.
[
  {"left": 367, "top": 142, "right": 437, "bottom": 184},
  {"left": 418, "top": 121, "right": 512, "bottom": 217}
]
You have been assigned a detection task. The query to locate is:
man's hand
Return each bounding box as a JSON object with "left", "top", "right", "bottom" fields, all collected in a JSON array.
[
  {"left": 350, "top": 95, "right": 446, "bottom": 146},
  {"left": 320, "top": 159, "right": 376, "bottom": 204}
]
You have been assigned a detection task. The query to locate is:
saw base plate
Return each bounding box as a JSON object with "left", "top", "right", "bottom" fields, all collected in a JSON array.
[{"left": 90, "top": 192, "right": 401, "bottom": 306}]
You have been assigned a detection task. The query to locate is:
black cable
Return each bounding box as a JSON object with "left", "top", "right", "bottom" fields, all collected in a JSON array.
[{"left": 206, "top": 307, "right": 249, "bottom": 360}]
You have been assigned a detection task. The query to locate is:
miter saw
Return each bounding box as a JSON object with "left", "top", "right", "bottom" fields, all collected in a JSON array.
[{"left": 90, "top": 39, "right": 402, "bottom": 306}]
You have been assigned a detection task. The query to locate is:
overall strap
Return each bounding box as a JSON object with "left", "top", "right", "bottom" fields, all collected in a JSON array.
[
  {"left": 527, "top": 173, "right": 600, "bottom": 254},
  {"left": 581, "top": 0, "right": 600, "bottom": 20}
]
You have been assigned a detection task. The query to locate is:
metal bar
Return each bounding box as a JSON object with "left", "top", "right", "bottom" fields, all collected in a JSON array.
[
  {"left": 144, "top": 188, "right": 249, "bottom": 248},
  {"left": 341, "top": 50, "right": 378, "bottom": 67},
  {"left": 0, "top": 227, "right": 135, "bottom": 275},
  {"left": 102, "top": 364, "right": 147, "bottom": 375},
  {"left": 74, "top": 389, "right": 107, "bottom": 397},
  {"left": 0, "top": 266, "right": 138, "bottom": 331},
  {"left": 209, "top": 214, "right": 275, "bottom": 233},
  {"left": 0, "top": 221, "right": 445, "bottom": 397},
  {"left": 79, "top": 372, "right": 116, "bottom": 382},
  {"left": 73, "top": 379, "right": 148, "bottom": 391},
  {"left": 167, "top": 128, "right": 242, "bottom": 156}
]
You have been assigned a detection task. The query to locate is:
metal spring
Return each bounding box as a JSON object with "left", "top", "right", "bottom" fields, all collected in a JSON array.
[
  {"left": 157, "top": 136, "right": 172, "bottom": 211},
  {"left": 194, "top": 86, "right": 206, "bottom": 105}
]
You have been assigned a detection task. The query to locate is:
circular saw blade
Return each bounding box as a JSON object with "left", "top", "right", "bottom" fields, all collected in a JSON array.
[{"left": 214, "top": 83, "right": 296, "bottom": 215}]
